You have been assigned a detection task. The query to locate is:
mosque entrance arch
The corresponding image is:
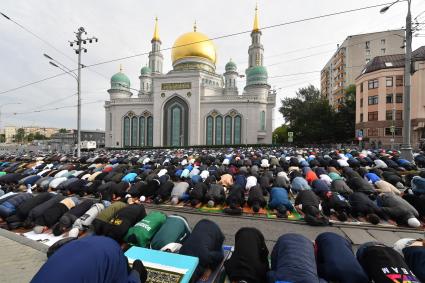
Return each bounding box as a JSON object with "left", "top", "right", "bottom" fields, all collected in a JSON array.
[{"left": 163, "top": 96, "right": 189, "bottom": 146}]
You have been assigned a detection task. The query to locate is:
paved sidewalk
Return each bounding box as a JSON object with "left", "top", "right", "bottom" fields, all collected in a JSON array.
[{"left": 0, "top": 230, "right": 46, "bottom": 283}]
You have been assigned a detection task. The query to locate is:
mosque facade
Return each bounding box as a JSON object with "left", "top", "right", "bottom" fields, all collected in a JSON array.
[{"left": 104, "top": 7, "right": 276, "bottom": 148}]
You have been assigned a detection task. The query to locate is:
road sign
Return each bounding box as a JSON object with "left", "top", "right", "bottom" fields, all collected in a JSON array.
[
  {"left": 390, "top": 126, "right": 395, "bottom": 133},
  {"left": 288, "top": 132, "right": 293, "bottom": 137},
  {"left": 288, "top": 137, "right": 293, "bottom": 143},
  {"left": 357, "top": 130, "right": 363, "bottom": 138},
  {"left": 390, "top": 138, "right": 395, "bottom": 142}
]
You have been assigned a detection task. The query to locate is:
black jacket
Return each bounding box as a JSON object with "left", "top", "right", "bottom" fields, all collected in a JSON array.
[
  {"left": 179, "top": 219, "right": 224, "bottom": 282},
  {"left": 224, "top": 227, "right": 269, "bottom": 283}
]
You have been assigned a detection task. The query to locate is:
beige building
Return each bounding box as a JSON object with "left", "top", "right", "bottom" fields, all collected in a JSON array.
[
  {"left": 1, "top": 125, "right": 60, "bottom": 143},
  {"left": 2, "top": 126, "right": 16, "bottom": 143},
  {"left": 355, "top": 46, "right": 425, "bottom": 148},
  {"left": 321, "top": 30, "right": 405, "bottom": 107}
]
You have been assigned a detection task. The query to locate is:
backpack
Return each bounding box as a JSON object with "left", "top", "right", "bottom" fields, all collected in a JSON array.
[
  {"left": 125, "top": 211, "right": 166, "bottom": 247},
  {"left": 150, "top": 215, "right": 191, "bottom": 250}
]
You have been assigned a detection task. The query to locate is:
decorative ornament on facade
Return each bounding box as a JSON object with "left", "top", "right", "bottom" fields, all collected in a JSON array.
[
  {"left": 161, "top": 92, "right": 165, "bottom": 98},
  {"left": 127, "top": 111, "right": 135, "bottom": 117},
  {"left": 210, "top": 110, "right": 219, "bottom": 117},
  {"left": 142, "top": 110, "right": 152, "bottom": 117},
  {"left": 228, "top": 109, "right": 238, "bottom": 117},
  {"left": 186, "top": 92, "right": 192, "bottom": 97}
]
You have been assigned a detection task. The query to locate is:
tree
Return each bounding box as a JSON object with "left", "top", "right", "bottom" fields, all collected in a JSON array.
[
  {"left": 59, "top": 128, "right": 68, "bottom": 133},
  {"left": 0, "top": 134, "right": 5, "bottom": 143},
  {"left": 34, "top": 132, "right": 47, "bottom": 140},
  {"left": 333, "top": 84, "right": 356, "bottom": 142},
  {"left": 15, "top": 128, "right": 25, "bottom": 143},
  {"left": 279, "top": 85, "right": 335, "bottom": 144},
  {"left": 272, "top": 125, "right": 288, "bottom": 144},
  {"left": 278, "top": 84, "right": 356, "bottom": 144},
  {"left": 26, "top": 133, "right": 35, "bottom": 142}
]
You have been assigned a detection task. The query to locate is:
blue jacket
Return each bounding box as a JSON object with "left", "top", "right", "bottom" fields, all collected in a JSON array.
[
  {"left": 121, "top": 173, "right": 138, "bottom": 183},
  {"left": 269, "top": 187, "right": 293, "bottom": 211},
  {"left": 315, "top": 232, "right": 368, "bottom": 283},
  {"left": 364, "top": 173, "right": 380, "bottom": 184},
  {"left": 267, "top": 233, "right": 326, "bottom": 283},
  {"left": 30, "top": 236, "right": 140, "bottom": 283}
]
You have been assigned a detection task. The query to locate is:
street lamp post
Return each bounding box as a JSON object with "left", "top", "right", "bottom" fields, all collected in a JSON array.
[
  {"left": 381, "top": 0, "right": 413, "bottom": 161},
  {"left": 68, "top": 27, "right": 98, "bottom": 158}
]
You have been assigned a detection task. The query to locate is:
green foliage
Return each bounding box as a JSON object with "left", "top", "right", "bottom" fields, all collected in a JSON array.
[
  {"left": 0, "top": 134, "right": 5, "bottom": 143},
  {"left": 272, "top": 125, "right": 288, "bottom": 144},
  {"left": 15, "top": 128, "right": 25, "bottom": 143},
  {"left": 278, "top": 84, "right": 355, "bottom": 144},
  {"left": 33, "top": 132, "right": 47, "bottom": 140},
  {"left": 59, "top": 128, "right": 68, "bottom": 133}
]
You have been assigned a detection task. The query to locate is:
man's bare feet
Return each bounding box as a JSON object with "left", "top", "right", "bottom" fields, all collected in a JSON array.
[{"left": 199, "top": 268, "right": 212, "bottom": 281}]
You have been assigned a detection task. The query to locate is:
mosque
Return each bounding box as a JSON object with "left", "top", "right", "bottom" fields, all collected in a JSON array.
[{"left": 104, "top": 6, "right": 276, "bottom": 148}]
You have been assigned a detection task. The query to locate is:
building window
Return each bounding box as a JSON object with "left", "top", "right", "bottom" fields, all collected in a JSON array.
[
  {"left": 381, "top": 48, "right": 386, "bottom": 55},
  {"left": 385, "top": 127, "right": 402, "bottom": 136},
  {"left": 396, "top": 110, "right": 403, "bottom": 120},
  {"left": 396, "top": 76, "right": 403, "bottom": 86},
  {"left": 123, "top": 117, "right": 130, "bottom": 147},
  {"left": 146, "top": 116, "right": 153, "bottom": 146},
  {"left": 139, "top": 117, "right": 145, "bottom": 146},
  {"left": 365, "top": 41, "right": 370, "bottom": 49},
  {"left": 360, "top": 98, "right": 363, "bottom": 107},
  {"left": 360, "top": 113, "right": 364, "bottom": 122},
  {"left": 206, "top": 116, "right": 213, "bottom": 145},
  {"left": 131, "top": 116, "right": 138, "bottom": 146},
  {"left": 381, "top": 39, "right": 386, "bottom": 45},
  {"left": 368, "top": 96, "right": 378, "bottom": 105},
  {"left": 260, "top": 111, "right": 266, "bottom": 131},
  {"left": 170, "top": 106, "right": 182, "bottom": 146},
  {"left": 368, "top": 79, "right": 378, "bottom": 89},
  {"left": 386, "top": 77, "right": 393, "bottom": 87},
  {"left": 386, "top": 94, "right": 393, "bottom": 104},
  {"left": 396, "top": 93, "right": 403, "bottom": 103},
  {"left": 224, "top": 116, "right": 232, "bottom": 144},
  {"left": 368, "top": 128, "right": 379, "bottom": 136},
  {"left": 109, "top": 113, "right": 112, "bottom": 131},
  {"left": 368, "top": 111, "right": 378, "bottom": 121},
  {"left": 360, "top": 83, "right": 363, "bottom": 93},
  {"left": 234, "top": 115, "right": 242, "bottom": 144},
  {"left": 215, "top": 116, "right": 223, "bottom": 145}
]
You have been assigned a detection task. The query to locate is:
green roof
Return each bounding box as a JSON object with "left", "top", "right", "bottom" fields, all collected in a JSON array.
[
  {"left": 225, "top": 60, "right": 237, "bottom": 72},
  {"left": 140, "top": 66, "right": 152, "bottom": 75},
  {"left": 245, "top": 65, "right": 268, "bottom": 85},
  {"left": 111, "top": 72, "right": 130, "bottom": 88}
]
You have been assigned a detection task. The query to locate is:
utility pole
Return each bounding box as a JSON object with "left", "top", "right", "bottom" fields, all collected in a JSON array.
[
  {"left": 401, "top": 0, "right": 413, "bottom": 161},
  {"left": 69, "top": 27, "right": 98, "bottom": 158}
]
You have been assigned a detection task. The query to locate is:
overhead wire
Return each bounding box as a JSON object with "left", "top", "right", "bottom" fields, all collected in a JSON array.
[{"left": 0, "top": 1, "right": 400, "bottom": 96}]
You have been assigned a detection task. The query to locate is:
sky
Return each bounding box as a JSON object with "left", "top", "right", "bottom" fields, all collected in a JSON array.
[{"left": 1, "top": 0, "right": 425, "bottom": 131}]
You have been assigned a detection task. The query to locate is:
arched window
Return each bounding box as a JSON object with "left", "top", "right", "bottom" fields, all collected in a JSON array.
[
  {"left": 147, "top": 116, "right": 153, "bottom": 146},
  {"left": 131, "top": 116, "right": 138, "bottom": 146},
  {"left": 171, "top": 105, "right": 182, "bottom": 146},
  {"left": 139, "top": 116, "right": 145, "bottom": 146},
  {"left": 109, "top": 112, "right": 112, "bottom": 131},
  {"left": 215, "top": 116, "right": 223, "bottom": 145},
  {"left": 234, "top": 115, "right": 242, "bottom": 144},
  {"left": 224, "top": 115, "right": 232, "bottom": 144},
  {"left": 206, "top": 116, "right": 213, "bottom": 145},
  {"left": 123, "top": 117, "right": 130, "bottom": 147},
  {"left": 260, "top": 111, "right": 266, "bottom": 131}
]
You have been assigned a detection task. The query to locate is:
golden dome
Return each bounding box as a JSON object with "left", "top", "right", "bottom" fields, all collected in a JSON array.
[{"left": 171, "top": 30, "right": 216, "bottom": 64}]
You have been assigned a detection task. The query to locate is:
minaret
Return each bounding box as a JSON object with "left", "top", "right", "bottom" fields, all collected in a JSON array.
[
  {"left": 148, "top": 17, "right": 163, "bottom": 75},
  {"left": 224, "top": 59, "right": 238, "bottom": 95},
  {"left": 248, "top": 4, "right": 264, "bottom": 68}
]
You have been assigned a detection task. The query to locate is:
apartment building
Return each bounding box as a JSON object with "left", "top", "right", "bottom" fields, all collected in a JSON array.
[
  {"left": 355, "top": 46, "right": 425, "bottom": 149},
  {"left": 321, "top": 30, "right": 405, "bottom": 107}
]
